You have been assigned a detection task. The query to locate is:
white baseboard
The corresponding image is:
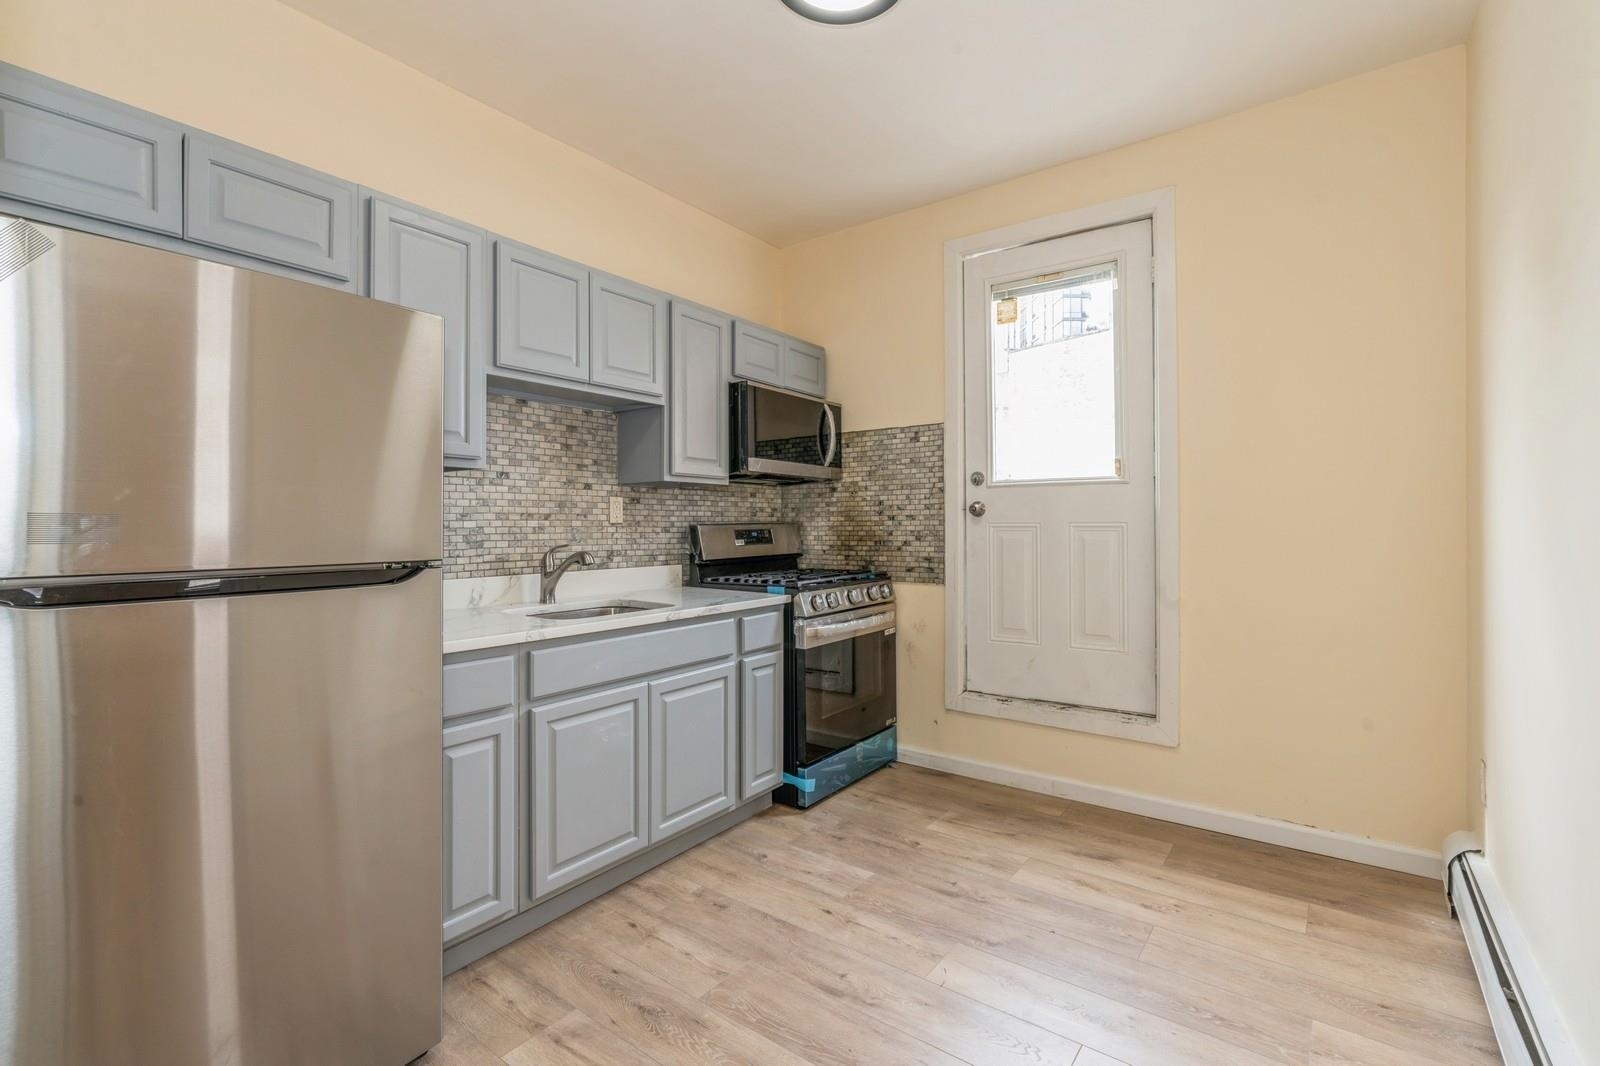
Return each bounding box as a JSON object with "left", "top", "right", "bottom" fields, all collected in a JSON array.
[{"left": 895, "top": 745, "right": 1442, "bottom": 878}]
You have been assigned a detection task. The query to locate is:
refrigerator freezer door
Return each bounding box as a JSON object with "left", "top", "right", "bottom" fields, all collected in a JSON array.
[
  {"left": 0, "top": 215, "right": 443, "bottom": 579},
  {"left": 0, "top": 569, "right": 443, "bottom": 1066}
]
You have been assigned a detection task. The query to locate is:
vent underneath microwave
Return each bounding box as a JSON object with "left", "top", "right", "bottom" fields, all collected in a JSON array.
[{"left": 27, "top": 512, "right": 122, "bottom": 546}]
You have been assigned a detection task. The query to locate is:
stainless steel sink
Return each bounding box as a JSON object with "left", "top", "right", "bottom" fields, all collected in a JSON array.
[
  {"left": 537, "top": 604, "right": 656, "bottom": 619},
  {"left": 505, "top": 599, "right": 672, "bottom": 620}
]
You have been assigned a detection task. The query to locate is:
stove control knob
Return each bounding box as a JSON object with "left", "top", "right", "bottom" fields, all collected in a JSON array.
[
  {"left": 847, "top": 588, "right": 865, "bottom": 605},
  {"left": 879, "top": 583, "right": 893, "bottom": 600},
  {"left": 809, "top": 594, "right": 826, "bottom": 611},
  {"left": 825, "top": 591, "right": 841, "bottom": 609},
  {"left": 866, "top": 586, "right": 881, "bottom": 601}
]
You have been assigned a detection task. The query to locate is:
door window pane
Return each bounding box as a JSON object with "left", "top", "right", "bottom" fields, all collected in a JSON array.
[{"left": 990, "top": 263, "right": 1119, "bottom": 482}]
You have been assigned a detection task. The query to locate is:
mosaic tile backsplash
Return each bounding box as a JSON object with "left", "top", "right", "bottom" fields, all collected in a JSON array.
[
  {"left": 782, "top": 423, "right": 945, "bottom": 583},
  {"left": 444, "top": 395, "right": 944, "bottom": 583}
]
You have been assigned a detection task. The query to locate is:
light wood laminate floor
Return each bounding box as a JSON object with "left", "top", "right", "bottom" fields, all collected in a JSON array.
[{"left": 422, "top": 764, "right": 1499, "bottom": 1066}]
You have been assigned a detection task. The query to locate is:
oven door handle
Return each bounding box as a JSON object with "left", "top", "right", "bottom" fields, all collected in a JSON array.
[{"left": 795, "top": 607, "right": 896, "bottom": 649}]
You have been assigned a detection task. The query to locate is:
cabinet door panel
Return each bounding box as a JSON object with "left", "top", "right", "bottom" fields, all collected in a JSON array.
[
  {"left": 531, "top": 683, "right": 648, "bottom": 898},
  {"left": 591, "top": 272, "right": 666, "bottom": 398},
  {"left": 669, "top": 302, "right": 732, "bottom": 481},
  {"left": 184, "top": 134, "right": 356, "bottom": 279},
  {"left": 442, "top": 710, "right": 516, "bottom": 943},
  {"left": 649, "top": 662, "right": 737, "bottom": 841},
  {"left": 369, "top": 196, "right": 489, "bottom": 467},
  {"left": 0, "top": 66, "right": 182, "bottom": 234},
  {"left": 740, "top": 651, "right": 784, "bottom": 800},
  {"left": 495, "top": 241, "right": 589, "bottom": 382},
  {"left": 783, "top": 336, "right": 826, "bottom": 398},
  {"left": 732, "top": 320, "right": 783, "bottom": 385}
]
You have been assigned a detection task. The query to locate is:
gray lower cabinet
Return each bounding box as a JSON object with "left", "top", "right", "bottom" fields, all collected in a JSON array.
[
  {"left": 732, "top": 320, "right": 784, "bottom": 386},
  {"left": 617, "top": 300, "right": 731, "bottom": 485},
  {"left": 649, "top": 661, "right": 737, "bottom": 841},
  {"left": 591, "top": 272, "right": 667, "bottom": 399},
  {"left": 442, "top": 709, "right": 517, "bottom": 943},
  {"left": 183, "top": 133, "right": 357, "bottom": 281},
  {"left": 441, "top": 606, "right": 786, "bottom": 966},
  {"left": 0, "top": 65, "right": 183, "bottom": 235},
  {"left": 740, "top": 650, "right": 784, "bottom": 800},
  {"left": 494, "top": 239, "right": 589, "bottom": 384},
  {"left": 783, "top": 336, "right": 827, "bottom": 397},
  {"left": 367, "top": 194, "right": 489, "bottom": 468},
  {"left": 530, "top": 682, "right": 650, "bottom": 899}
]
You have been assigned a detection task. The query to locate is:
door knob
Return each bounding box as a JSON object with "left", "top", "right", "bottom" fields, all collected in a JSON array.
[{"left": 968, "top": 501, "right": 986, "bottom": 517}]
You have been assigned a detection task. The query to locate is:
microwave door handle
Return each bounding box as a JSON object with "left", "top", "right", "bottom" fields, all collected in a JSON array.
[{"left": 821, "top": 404, "right": 839, "bottom": 468}]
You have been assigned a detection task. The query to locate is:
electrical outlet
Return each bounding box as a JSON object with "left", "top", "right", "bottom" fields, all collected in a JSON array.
[
  {"left": 1480, "top": 759, "right": 1488, "bottom": 809},
  {"left": 608, "top": 496, "right": 624, "bottom": 524}
]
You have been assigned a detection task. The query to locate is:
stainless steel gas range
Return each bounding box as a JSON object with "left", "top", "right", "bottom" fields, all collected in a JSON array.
[{"left": 688, "top": 523, "right": 897, "bottom": 807}]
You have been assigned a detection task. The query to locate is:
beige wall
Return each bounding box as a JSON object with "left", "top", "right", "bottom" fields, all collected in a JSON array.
[
  {"left": 781, "top": 49, "right": 1471, "bottom": 852},
  {"left": 1, "top": 0, "right": 783, "bottom": 325},
  {"left": 4, "top": 2, "right": 1476, "bottom": 856},
  {"left": 1469, "top": 0, "right": 1599, "bottom": 1055}
]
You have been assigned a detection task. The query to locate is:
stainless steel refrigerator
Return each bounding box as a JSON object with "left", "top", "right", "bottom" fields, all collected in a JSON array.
[{"left": 0, "top": 215, "right": 444, "bottom": 1065}]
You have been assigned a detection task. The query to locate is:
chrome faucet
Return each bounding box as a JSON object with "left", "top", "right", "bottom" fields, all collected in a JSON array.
[{"left": 539, "top": 544, "right": 595, "bottom": 603}]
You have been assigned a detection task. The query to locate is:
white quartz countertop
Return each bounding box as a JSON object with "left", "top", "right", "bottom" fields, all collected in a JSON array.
[{"left": 443, "top": 582, "right": 789, "bottom": 655}]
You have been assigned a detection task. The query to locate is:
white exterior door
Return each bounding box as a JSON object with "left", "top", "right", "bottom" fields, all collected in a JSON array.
[{"left": 961, "top": 220, "right": 1157, "bottom": 715}]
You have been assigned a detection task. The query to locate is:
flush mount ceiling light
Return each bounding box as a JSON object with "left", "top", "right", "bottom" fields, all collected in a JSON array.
[{"left": 780, "top": 0, "right": 900, "bottom": 25}]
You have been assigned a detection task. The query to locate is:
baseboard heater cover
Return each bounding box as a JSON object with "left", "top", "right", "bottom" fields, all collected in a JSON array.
[{"left": 1443, "top": 832, "right": 1581, "bottom": 1066}]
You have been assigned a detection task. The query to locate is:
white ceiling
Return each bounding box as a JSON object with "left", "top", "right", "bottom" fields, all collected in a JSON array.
[{"left": 281, "top": 0, "right": 1477, "bottom": 246}]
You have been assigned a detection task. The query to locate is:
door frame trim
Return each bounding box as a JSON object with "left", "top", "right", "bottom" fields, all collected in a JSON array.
[{"left": 943, "top": 188, "right": 1179, "bottom": 746}]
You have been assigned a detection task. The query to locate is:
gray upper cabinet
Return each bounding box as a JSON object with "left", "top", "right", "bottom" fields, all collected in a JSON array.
[
  {"left": 782, "top": 336, "right": 827, "bottom": 398},
  {"left": 183, "top": 134, "right": 357, "bottom": 280},
  {"left": 648, "top": 661, "right": 737, "bottom": 841},
  {"left": 442, "top": 709, "right": 517, "bottom": 944},
  {"left": 733, "top": 320, "right": 828, "bottom": 398},
  {"left": 494, "top": 240, "right": 589, "bottom": 384},
  {"left": 0, "top": 65, "right": 183, "bottom": 235},
  {"left": 669, "top": 303, "right": 733, "bottom": 481},
  {"left": 590, "top": 272, "right": 666, "bottom": 399},
  {"left": 368, "top": 195, "right": 489, "bottom": 468},
  {"left": 732, "top": 321, "right": 784, "bottom": 385},
  {"left": 740, "top": 650, "right": 784, "bottom": 801},
  {"left": 530, "top": 682, "right": 650, "bottom": 899},
  {"left": 617, "top": 300, "right": 731, "bottom": 485}
]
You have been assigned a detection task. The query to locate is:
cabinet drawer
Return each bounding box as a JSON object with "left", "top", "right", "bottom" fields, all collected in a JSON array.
[
  {"left": 443, "top": 654, "right": 515, "bottom": 719},
  {"left": 0, "top": 66, "right": 182, "bottom": 234},
  {"left": 526, "top": 618, "right": 736, "bottom": 701},
  {"left": 184, "top": 134, "right": 357, "bottom": 279},
  {"left": 739, "top": 610, "right": 785, "bottom": 652}
]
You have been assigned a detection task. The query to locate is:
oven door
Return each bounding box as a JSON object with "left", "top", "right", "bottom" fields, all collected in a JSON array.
[
  {"left": 731, "top": 381, "right": 844, "bottom": 482},
  {"left": 792, "top": 606, "right": 897, "bottom": 767}
]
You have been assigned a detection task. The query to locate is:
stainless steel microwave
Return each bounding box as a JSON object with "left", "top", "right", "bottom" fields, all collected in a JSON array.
[{"left": 729, "top": 381, "right": 844, "bottom": 483}]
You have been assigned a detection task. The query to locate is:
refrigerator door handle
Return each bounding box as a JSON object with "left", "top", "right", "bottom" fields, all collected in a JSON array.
[{"left": 0, "top": 562, "right": 434, "bottom": 609}]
